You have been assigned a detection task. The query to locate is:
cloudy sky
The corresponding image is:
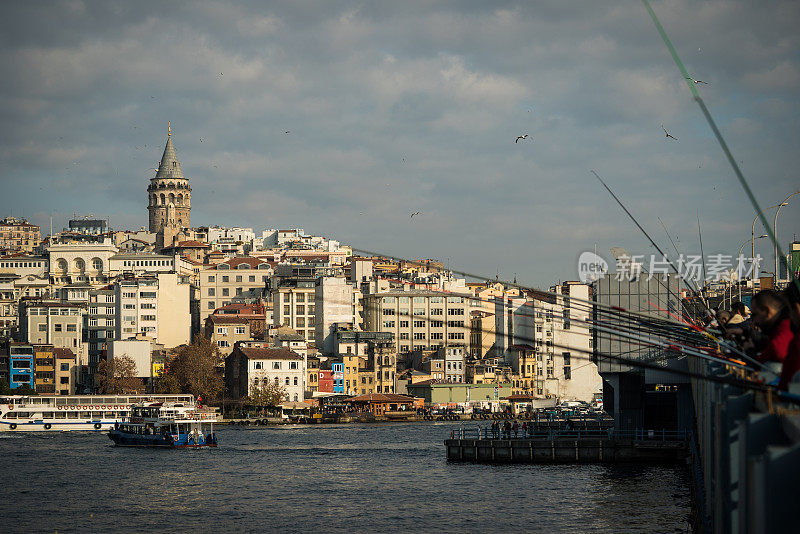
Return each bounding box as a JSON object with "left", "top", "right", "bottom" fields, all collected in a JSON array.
[{"left": 1, "top": 1, "right": 798, "bottom": 287}]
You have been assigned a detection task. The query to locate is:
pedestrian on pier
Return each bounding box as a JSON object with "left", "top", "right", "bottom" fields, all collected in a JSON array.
[
  {"left": 503, "top": 420, "right": 511, "bottom": 439},
  {"left": 522, "top": 421, "right": 528, "bottom": 437},
  {"left": 512, "top": 420, "right": 520, "bottom": 438},
  {"left": 491, "top": 420, "right": 499, "bottom": 439}
]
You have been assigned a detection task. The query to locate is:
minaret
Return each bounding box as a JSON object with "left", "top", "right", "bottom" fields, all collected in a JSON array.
[{"left": 147, "top": 123, "right": 191, "bottom": 248}]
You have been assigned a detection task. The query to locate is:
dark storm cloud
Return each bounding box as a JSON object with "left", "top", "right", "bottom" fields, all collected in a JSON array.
[{"left": 1, "top": 0, "right": 798, "bottom": 286}]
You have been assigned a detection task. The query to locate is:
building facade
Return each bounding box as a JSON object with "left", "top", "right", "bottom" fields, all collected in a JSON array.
[{"left": 0, "top": 217, "right": 40, "bottom": 253}]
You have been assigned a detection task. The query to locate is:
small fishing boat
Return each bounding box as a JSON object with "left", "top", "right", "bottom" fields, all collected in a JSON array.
[{"left": 108, "top": 401, "right": 218, "bottom": 448}]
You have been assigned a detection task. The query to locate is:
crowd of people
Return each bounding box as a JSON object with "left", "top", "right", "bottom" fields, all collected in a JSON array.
[{"left": 708, "top": 278, "right": 800, "bottom": 393}]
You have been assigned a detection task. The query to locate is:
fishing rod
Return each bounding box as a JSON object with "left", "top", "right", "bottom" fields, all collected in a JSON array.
[
  {"left": 349, "top": 244, "right": 759, "bottom": 364},
  {"left": 590, "top": 170, "right": 710, "bottom": 311},
  {"left": 641, "top": 0, "right": 800, "bottom": 297}
]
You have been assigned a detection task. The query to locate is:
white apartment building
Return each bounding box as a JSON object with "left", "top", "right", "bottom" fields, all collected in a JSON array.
[
  {"left": 114, "top": 273, "right": 190, "bottom": 348},
  {"left": 272, "top": 279, "right": 316, "bottom": 343},
  {"left": 233, "top": 345, "right": 306, "bottom": 402},
  {"left": 314, "top": 276, "right": 362, "bottom": 354},
  {"left": 363, "top": 290, "right": 472, "bottom": 354},
  {"left": 494, "top": 282, "right": 600, "bottom": 403}
]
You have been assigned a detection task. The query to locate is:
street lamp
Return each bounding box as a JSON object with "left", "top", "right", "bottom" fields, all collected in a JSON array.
[
  {"left": 752, "top": 203, "right": 783, "bottom": 263},
  {"left": 739, "top": 235, "right": 768, "bottom": 301},
  {"left": 774, "top": 191, "right": 800, "bottom": 283}
]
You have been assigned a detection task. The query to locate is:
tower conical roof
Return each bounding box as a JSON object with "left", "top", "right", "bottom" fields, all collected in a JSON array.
[{"left": 155, "top": 125, "right": 184, "bottom": 180}]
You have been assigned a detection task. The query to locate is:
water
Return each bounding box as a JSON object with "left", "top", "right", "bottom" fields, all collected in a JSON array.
[{"left": 0, "top": 422, "right": 691, "bottom": 533}]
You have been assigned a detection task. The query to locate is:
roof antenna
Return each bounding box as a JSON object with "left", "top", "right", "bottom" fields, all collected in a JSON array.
[{"left": 168, "top": 121, "right": 171, "bottom": 137}]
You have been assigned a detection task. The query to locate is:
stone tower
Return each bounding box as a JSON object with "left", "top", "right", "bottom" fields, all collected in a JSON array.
[{"left": 148, "top": 123, "right": 191, "bottom": 249}]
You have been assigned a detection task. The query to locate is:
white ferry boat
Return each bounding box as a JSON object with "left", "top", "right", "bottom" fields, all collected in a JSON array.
[{"left": 0, "top": 394, "right": 195, "bottom": 432}]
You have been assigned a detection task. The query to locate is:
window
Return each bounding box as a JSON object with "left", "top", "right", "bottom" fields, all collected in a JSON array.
[
  {"left": 564, "top": 367, "right": 571, "bottom": 380},
  {"left": 208, "top": 301, "right": 216, "bottom": 309},
  {"left": 431, "top": 308, "right": 443, "bottom": 316},
  {"left": 38, "top": 324, "right": 47, "bottom": 332},
  {"left": 140, "top": 292, "right": 156, "bottom": 299},
  {"left": 141, "top": 315, "right": 156, "bottom": 321},
  {"left": 222, "top": 276, "right": 229, "bottom": 283},
  {"left": 285, "top": 377, "right": 290, "bottom": 385},
  {"left": 430, "top": 320, "right": 443, "bottom": 328},
  {"left": 254, "top": 362, "right": 262, "bottom": 370},
  {"left": 413, "top": 308, "right": 425, "bottom": 316},
  {"left": 382, "top": 308, "right": 395, "bottom": 316},
  {"left": 222, "top": 288, "right": 229, "bottom": 297},
  {"left": 413, "top": 332, "right": 425, "bottom": 340},
  {"left": 235, "top": 326, "right": 246, "bottom": 335},
  {"left": 236, "top": 275, "right": 242, "bottom": 283},
  {"left": 273, "top": 362, "right": 281, "bottom": 370},
  {"left": 400, "top": 332, "right": 409, "bottom": 340},
  {"left": 296, "top": 305, "right": 305, "bottom": 315},
  {"left": 400, "top": 345, "right": 409, "bottom": 352},
  {"left": 382, "top": 321, "right": 395, "bottom": 328},
  {"left": 66, "top": 324, "right": 77, "bottom": 332},
  {"left": 54, "top": 324, "right": 62, "bottom": 332},
  {"left": 60, "top": 363, "right": 69, "bottom": 371},
  {"left": 431, "top": 332, "right": 443, "bottom": 340},
  {"left": 447, "top": 308, "right": 464, "bottom": 315},
  {"left": 413, "top": 320, "right": 425, "bottom": 328},
  {"left": 296, "top": 317, "right": 305, "bottom": 327},
  {"left": 207, "top": 275, "right": 215, "bottom": 283},
  {"left": 216, "top": 327, "right": 228, "bottom": 335},
  {"left": 217, "top": 340, "right": 230, "bottom": 348},
  {"left": 296, "top": 293, "right": 305, "bottom": 303},
  {"left": 249, "top": 275, "right": 255, "bottom": 282},
  {"left": 289, "top": 361, "right": 298, "bottom": 370},
  {"left": 293, "top": 377, "right": 298, "bottom": 386},
  {"left": 283, "top": 305, "right": 290, "bottom": 315},
  {"left": 399, "top": 320, "right": 409, "bottom": 328},
  {"left": 208, "top": 288, "right": 215, "bottom": 296}
]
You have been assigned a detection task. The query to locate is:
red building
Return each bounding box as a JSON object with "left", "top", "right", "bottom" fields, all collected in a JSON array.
[{"left": 318, "top": 369, "right": 334, "bottom": 393}]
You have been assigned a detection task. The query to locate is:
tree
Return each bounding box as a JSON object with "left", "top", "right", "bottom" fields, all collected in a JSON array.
[
  {"left": 247, "top": 380, "right": 287, "bottom": 408},
  {"left": 156, "top": 336, "right": 224, "bottom": 401},
  {"left": 96, "top": 354, "right": 143, "bottom": 394}
]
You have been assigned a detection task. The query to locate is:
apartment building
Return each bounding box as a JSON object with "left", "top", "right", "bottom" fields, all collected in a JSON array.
[
  {"left": 54, "top": 347, "right": 77, "bottom": 395},
  {"left": 33, "top": 344, "right": 56, "bottom": 394},
  {"left": 272, "top": 277, "right": 316, "bottom": 343},
  {"left": 114, "top": 273, "right": 190, "bottom": 348},
  {"left": 332, "top": 327, "right": 397, "bottom": 394},
  {"left": 7, "top": 342, "right": 34, "bottom": 389},
  {"left": 314, "top": 276, "right": 362, "bottom": 353},
  {"left": 206, "top": 316, "right": 251, "bottom": 356},
  {"left": 86, "top": 286, "right": 116, "bottom": 371},
  {"left": 0, "top": 217, "right": 40, "bottom": 253},
  {"left": 363, "top": 290, "right": 471, "bottom": 354},
  {"left": 225, "top": 344, "right": 306, "bottom": 402},
  {"left": 19, "top": 301, "right": 87, "bottom": 365},
  {"left": 199, "top": 257, "right": 273, "bottom": 324}
]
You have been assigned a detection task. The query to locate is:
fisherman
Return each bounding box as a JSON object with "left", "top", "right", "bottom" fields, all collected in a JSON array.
[
  {"left": 746, "top": 290, "right": 793, "bottom": 372},
  {"left": 778, "top": 281, "right": 800, "bottom": 391}
]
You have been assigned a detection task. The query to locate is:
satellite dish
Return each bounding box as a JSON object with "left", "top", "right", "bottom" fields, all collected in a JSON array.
[{"left": 610, "top": 247, "right": 631, "bottom": 261}]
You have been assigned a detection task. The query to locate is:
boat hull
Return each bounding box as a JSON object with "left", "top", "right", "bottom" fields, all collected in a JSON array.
[{"left": 108, "top": 429, "right": 218, "bottom": 448}]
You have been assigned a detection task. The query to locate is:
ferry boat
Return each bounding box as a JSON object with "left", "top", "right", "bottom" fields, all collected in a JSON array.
[
  {"left": 0, "top": 394, "right": 194, "bottom": 432},
  {"left": 108, "top": 401, "right": 218, "bottom": 448}
]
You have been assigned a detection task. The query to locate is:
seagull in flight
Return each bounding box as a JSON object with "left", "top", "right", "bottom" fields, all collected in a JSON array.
[
  {"left": 661, "top": 124, "right": 678, "bottom": 141},
  {"left": 284, "top": 131, "right": 290, "bottom": 134},
  {"left": 686, "top": 76, "right": 708, "bottom": 85},
  {"left": 515, "top": 134, "right": 529, "bottom": 143},
  {"left": 410, "top": 211, "right": 421, "bottom": 218}
]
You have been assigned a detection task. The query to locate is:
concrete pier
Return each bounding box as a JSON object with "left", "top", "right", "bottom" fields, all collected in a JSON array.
[{"left": 445, "top": 434, "right": 688, "bottom": 463}]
